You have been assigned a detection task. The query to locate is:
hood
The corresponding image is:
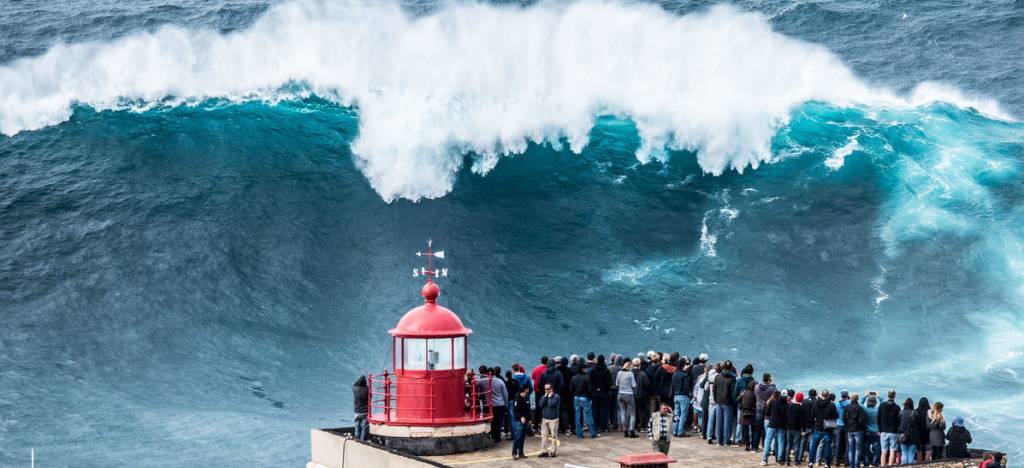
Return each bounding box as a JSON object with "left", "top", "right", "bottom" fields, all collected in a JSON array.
[
  {"left": 354, "top": 376, "right": 367, "bottom": 387},
  {"left": 662, "top": 364, "right": 677, "bottom": 373}
]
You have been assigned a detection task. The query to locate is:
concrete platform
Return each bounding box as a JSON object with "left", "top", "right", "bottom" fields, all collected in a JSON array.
[{"left": 423, "top": 433, "right": 766, "bottom": 467}]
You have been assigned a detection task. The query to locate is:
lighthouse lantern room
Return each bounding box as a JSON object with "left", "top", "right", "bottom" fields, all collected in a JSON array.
[{"left": 367, "top": 241, "right": 493, "bottom": 455}]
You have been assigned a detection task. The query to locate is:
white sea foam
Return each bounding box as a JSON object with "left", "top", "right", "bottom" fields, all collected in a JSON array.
[
  {"left": 825, "top": 133, "right": 859, "bottom": 170},
  {"left": 0, "top": 0, "right": 1011, "bottom": 201}
]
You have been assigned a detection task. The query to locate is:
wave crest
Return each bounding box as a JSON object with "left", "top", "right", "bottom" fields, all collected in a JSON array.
[{"left": 0, "top": 0, "right": 1009, "bottom": 201}]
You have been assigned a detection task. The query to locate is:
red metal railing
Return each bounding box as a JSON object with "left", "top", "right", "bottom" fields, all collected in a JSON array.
[{"left": 368, "top": 370, "right": 493, "bottom": 425}]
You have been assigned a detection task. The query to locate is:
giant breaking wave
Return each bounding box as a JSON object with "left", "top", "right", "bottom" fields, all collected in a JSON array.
[{"left": 0, "top": 0, "right": 1010, "bottom": 201}]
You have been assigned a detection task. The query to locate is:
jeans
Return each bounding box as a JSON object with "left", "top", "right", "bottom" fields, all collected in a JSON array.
[
  {"left": 847, "top": 431, "right": 864, "bottom": 468},
  {"left": 834, "top": 426, "right": 847, "bottom": 462},
  {"left": 707, "top": 403, "right": 718, "bottom": 439},
  {"left": 617, "top": 393, "right": 636, "bottom": 431},
  {"left": 786, "top": 429, "right": 805, "bottom": 463},
  {"left": 715, "top": 404, "right": 736, "bottom": 445},
  {"left": 574, "top": 396, "right": 597, "bottom": 438},
  {"left": 810, "top": 430, "right": 834, "bottom": 466},
  {"left": 754, "top": 410, "right": 765, "bottom": 449},
  {"left": 899, "top": 444, "right": 916, "bottom": 465},
  {"left": 864, "top": 432, "right": 880, "bottom": 466},
  {"left": 673, "top": 395, "right": 691, "bottom": 436},
  {"left": 593, "top": 392, "right": 610, "bottom": 432},
  {"left": 353, "top": 414, "right": 369, "bottom": 440},
  {"left": 511, "top": 421, "right": 526, "bottom": 456},
  {"left": 609, "top": 389, "right": 618, "bottom": 429},
  {"left": 763, "top": 427, "right": 786, "bottom": 463}
]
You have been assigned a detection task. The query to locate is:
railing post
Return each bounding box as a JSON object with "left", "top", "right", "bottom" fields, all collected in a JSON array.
[
  {"left": 368, "top": 373, "right": 374, "bottom": 420},
  {"left": 471, "top": 373, "right": 477, "bottom": 420},
  {"left": 383, "top": 369, "right": 391, "bottom": 423}
]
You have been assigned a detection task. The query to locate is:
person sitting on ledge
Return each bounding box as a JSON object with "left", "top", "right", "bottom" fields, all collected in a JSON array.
[
  {"left": 649, "top": 402, "right": 677, "bottom": 455},
  {"left": 944, "top": 416, "right": 972, "bottom": 459}
]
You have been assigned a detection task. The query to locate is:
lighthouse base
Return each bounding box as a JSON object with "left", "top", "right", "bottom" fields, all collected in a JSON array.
[{"left": 370, "top": 422, "right": 492, "bottom": 456}]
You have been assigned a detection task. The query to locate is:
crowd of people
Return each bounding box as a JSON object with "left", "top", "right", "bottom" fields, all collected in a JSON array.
[{"left": 352, "top": 350, "right": 1003, "bottom": 467}]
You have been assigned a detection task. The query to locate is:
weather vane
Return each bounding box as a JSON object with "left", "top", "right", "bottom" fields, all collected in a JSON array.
[{"left": 413, "top": 239, "right": 447, "bottom": 281}]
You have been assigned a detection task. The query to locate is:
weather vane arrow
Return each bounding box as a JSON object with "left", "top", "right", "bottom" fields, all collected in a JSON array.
[{"left": 413, "top": 239, "right": 448, "bottom": 280}]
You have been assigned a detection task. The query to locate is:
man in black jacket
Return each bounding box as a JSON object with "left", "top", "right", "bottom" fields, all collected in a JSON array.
[
  {"left": 877, "top": 390, "right": 900, "bottom": 466},
  {"left": 570, "top": 366, "right": 598, "bottom": 438},
  {"left": 786, "top": 392, "right": 806, "bottom": 465},
  {"left": 843, "top": 394, "right": 867, "bottom": 468},
  {"left": 633, "top": 359, "right": 652, "bottom": 432},
  {"left": 557, "top": 357, "right": 575, "bottom": 434},
  {"left": 714, "top": 362, "right": 738, "bottom": 447},
  {"left": 671, "top": 362, "right": 692, "bottom": 437},
  {"left": 809, "top": 390, "right": 839, "bottom": 467},
  {"left": 763, "top": 391, "right": 788, "bottom": 465},
  {"left": 352, "top": 376, "right": 369, "bottom": 441},
  {"left": 590, "top": 355, "right": 613, "bottom": 433}
]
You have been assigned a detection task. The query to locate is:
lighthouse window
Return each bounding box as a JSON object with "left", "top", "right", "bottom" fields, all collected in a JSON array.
[
  {"left": 453, "top": 336, "right": 465, "bottom": 369},
  {"left": 403, "top": 338, "right": 427, "bottom": 370},
  {"left": 427, "top": 338, "right": 453, "bottom": 370}
]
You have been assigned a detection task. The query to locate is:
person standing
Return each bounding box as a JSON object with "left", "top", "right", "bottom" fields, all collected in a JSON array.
[
  {"left": 531, "top": 357, "right": 549, "bottom": 431},
  {"left": 671, "top": 361, "right": 693, "bottom": 437},
  {"left": 834, "top": 391, "right": 851, "bottom": 466},
  {"left": 843, "top": 393, "right": 867, "bottom": 468},
  {"left": 352, "top": 376, "right": 369, "bottom": 441},
  {"left": 877, "top": 390, "right": 900, "bottom": 466},
  {"left": 693, "top": 366, "right": 709, "bottom": 437},
  {"left": 809, "top": 389, "right": 839, "bottom": 468},
  {"left": 557, "top": 357, "right": 575, "bottom": 435},
  {"left": 477, "top": 366, "right": 508, "bottom": 443},
  {"left": 898, "top": 398, "right": 919, "bottom": 464},
  {"left": 511, "top": 386, "right": 531, "bottom": 459},
  {"left": 739, "top": 381, "right": 758, "bottom": 451},
  {"left": 570, "top": 366, "right": 598, "bottom": 438},
  {"left": 633, "top": 358, "right": 652, "bottom": 433},
  {"left": 649, "top": 402, "right": 678, "bottom": 455},
  {"left": 608, "top": 355, "right": 623, "bottom": 431},
  {"left": 927, "top": 402, "right": 946, "bottom": 460},
  {"left": 538, "top": 384, "right": 561, "bottom": 458},
  {"left": 944, "top": 416, "right": 971, "bottom": 459},
  {"left": 755, "top": 373, "right": 778, "bottom": 451},
  {"left": 762, "top": 390, "right": 788, "bottom": 465},
  {"left": 590, "top": 355, "right": 613, "bottom": 433},
  {"left": 616, "top": 359, "right": 638, "bottom": 437},
  {"left": 915, "top": 398, "right": 930, "bottom": 461},
  {"left": 705, "top": 362, "right": 722, "bottom": 444},
  {"left": 786, "top": 392, "right": 806, "bottom": 465},
  {"left": 714, "top": 361, "right": 738, "bottom": 446},
  {"left": 734, "top": 364, "right": 755, "bottom": 443},
  {"left": 646, "top": 353, "right": 668, "bottom": 421},
  {"left": 862, "top": 393, "right": 881, "bottom": 467}
]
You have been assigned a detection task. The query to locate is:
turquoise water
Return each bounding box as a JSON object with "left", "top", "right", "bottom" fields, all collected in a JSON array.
[{"left": 1, "top": 1, "right": 1022, "bottom": 466}]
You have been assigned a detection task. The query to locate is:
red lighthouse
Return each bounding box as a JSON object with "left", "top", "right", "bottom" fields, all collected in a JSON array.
[{"left": 367, "top": 241, "right": 493, "bottom": 455}]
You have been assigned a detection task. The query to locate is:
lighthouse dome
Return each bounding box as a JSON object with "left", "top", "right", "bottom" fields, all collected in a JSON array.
[{"left": 389, "top": 282, "right": 472, "bottom": 337}]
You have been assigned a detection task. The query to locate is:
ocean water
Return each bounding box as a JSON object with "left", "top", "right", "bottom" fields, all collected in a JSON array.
[{"left": 1, "top": 0, "right": 1023, "bottom": 466}]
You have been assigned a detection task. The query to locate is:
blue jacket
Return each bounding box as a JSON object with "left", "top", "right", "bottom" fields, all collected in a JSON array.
[
  {"left": 860, "top": 396, "right": 880, "bottom": 432},
  {"left": 835, "top": 399, "right": 851, "bottom": 426},
  {"left": 733, "top": 374, "right": 753, "bottom": 402},
  {"left": 539, "top": 393, "right": 561, "bottom": 420},
  {"left": 512, "top": 373, "right": 532, "bottom": 396}
]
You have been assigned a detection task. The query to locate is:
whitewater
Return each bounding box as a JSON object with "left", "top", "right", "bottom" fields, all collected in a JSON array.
[
  {"left": 2, "top": 1, "right": 1023, "bottom": 466},
  {"left": 0, "top": 1, "right": 1009, "bottom": 201}
]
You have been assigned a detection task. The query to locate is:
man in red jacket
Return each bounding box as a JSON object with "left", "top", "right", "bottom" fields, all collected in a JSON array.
[{"left": 531, "top": 356, "right": 549, "bottom": 432}]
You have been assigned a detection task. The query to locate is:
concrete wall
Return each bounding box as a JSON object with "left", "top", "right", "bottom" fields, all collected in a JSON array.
[{"left": 308, "top": 429, "right": 443, "bottom": 468}]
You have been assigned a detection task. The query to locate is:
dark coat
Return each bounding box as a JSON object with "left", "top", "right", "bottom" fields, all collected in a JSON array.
[
  {"left": 927, "top": 418, "right": 947, "bottom": 447},
  {"left": 590, "top": 363, "right": 613, "bottom": 394},
  {"left": 538, "top": 366, "right": 564, "bottom": 394},
  {"left": 513, "top": 394, "right": 531, "bottom": 422},
  {"left": 843, "top": 401, "right": 867, "bottom": 432},
  {"left": 801, "top": 399, "right": 816, "bottom": 430},
  {"left": 739, "top": 390, "right": 757, "bottom": 425},
  {"left": 672, "top": 369, "right": 692, "bottom": 396},
  {"left": 915, "top": 406, "right": 930, "bottom": 445},
  {"left": 944, "top": 425, "right": 972, "bottom": 458},
  {"left": 877, "top": 400, "right": 900, "bottom": 433},
  {"left": 539, "top": 393, "right": 561, "bottom": 420},
  {"left": 632, "top": 369, "right": 650, "bottom": 399},
  {"left": 570, "top": 373, "right": 593, "bottom": 398},
  {"left": 353, "top": 376, "right": 369, "bottom": 415},
  {"left": 812, "top": 398, "right": 839, "bottom": 431},
  {"left": 767, "top": 398, "right": 788, "bottom": 429},
  {"left": 713, "top": 371, "right": 737, "bottom": 406},
  {"left": 645, "top": 364, "right": 669, "bottom": 399},
  {"left": 786, "top": 400, "right": 805, "bottom": 431},
  {"left": 899, "top": 409, "right": 919, "bottom": 445}
]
